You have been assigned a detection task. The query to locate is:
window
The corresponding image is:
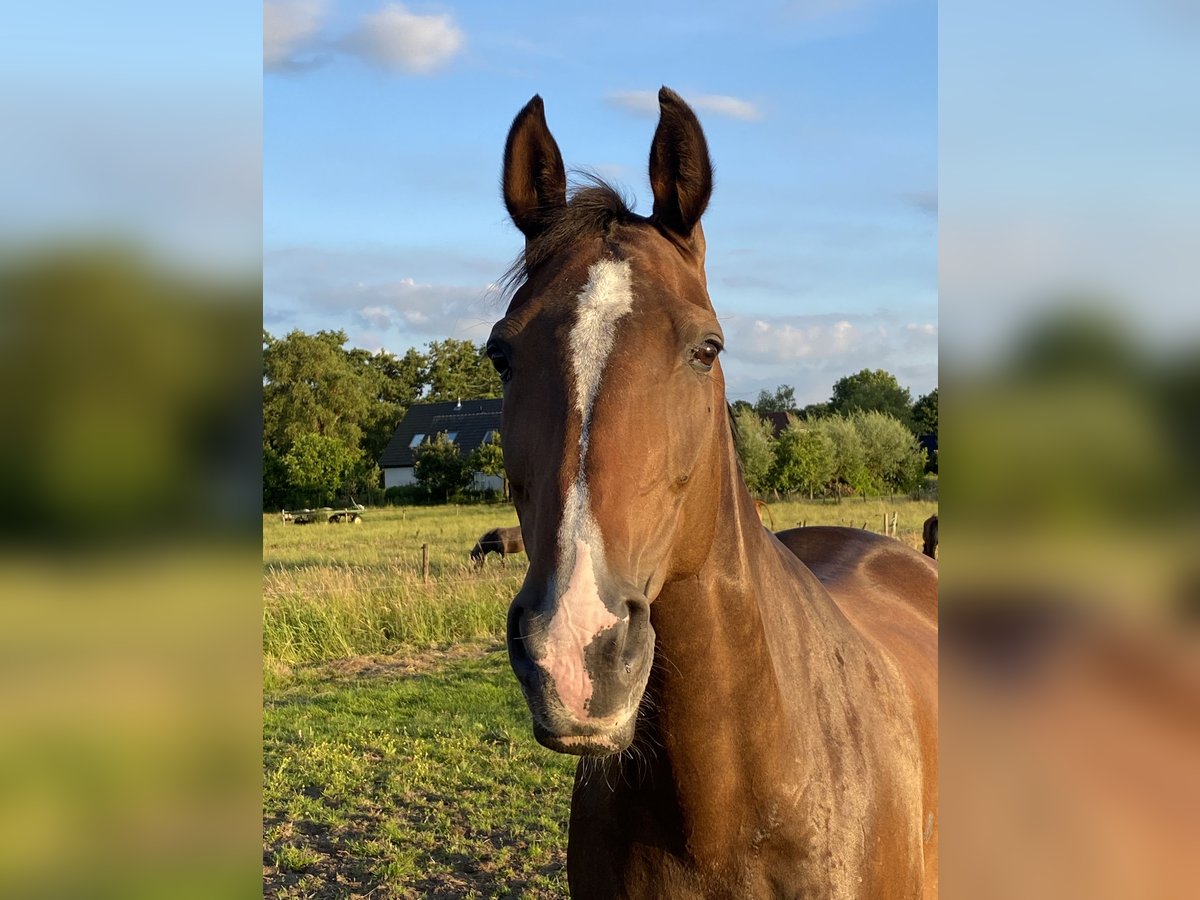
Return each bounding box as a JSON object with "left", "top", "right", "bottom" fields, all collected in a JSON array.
[
  {"left": 408, "top": 433, "right": 425, "bottom": 448},
  {"left": 445, "top": 431, "right": 458, "bottom": 443},
  {"left": 483, "top": 430, "right": 497, "bottom": 444}
]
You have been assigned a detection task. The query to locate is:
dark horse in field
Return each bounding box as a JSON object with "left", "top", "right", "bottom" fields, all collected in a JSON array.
[
  {"left": 471, "top": 526, "right": 525, "bottom": 569},
  {"left": 922, "top": 514, "right": 938, "bottom": 559},
  {"left": 490, "top": 89, "right": 938, "bottom": 898}
]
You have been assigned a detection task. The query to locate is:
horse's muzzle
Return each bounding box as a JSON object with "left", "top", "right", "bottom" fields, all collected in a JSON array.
[{"left": 507, "top": 584, "right": 653, "bottom": 756}]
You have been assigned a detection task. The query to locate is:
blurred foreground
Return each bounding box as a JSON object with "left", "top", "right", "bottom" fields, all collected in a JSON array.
[
  {"left": 0, "top": 248, "right": 263, "bottom": 898},
  {"left": 942, "top": 313, "right": 1200, "bottom": 899}
]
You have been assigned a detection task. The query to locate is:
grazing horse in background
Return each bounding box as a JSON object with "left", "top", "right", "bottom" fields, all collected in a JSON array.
[
  {"left": 470, "top": 526, "right": 525, "bottom": 569},
  {"left": 492, "top": 88, "right": 938, "bottom": 899},
  {"left": 922, "top": 514, "right": 939, "bottom": 559}
]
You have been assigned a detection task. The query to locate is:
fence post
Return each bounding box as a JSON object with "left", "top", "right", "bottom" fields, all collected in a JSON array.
[
  {"left": 422, "top": 542, "right": 430, "bottom": 584},
  {"left": 891, "top": 512, "right": 898, "bottom": 536}
]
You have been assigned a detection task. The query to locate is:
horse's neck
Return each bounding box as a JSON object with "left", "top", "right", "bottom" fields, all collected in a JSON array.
[{"left": 636, "top": 471, "right": 853, "bottom": 860}]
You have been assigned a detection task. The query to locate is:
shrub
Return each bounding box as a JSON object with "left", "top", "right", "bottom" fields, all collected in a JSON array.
[
  {"left": 771, "top": 418, "right": 836, "bottom": 498},
  {"left": 852, "top": 410, "right": 927, "bottom": 496},
  {"left": 282, "top": 433, "right": 361, "bottom": 507},
  {"left": 732, "top": 407, "right": 777, "bottom": 495},
  {"left": 383, "top": 484, "right": 431, "bottom": 505},
  {"left": 814, "top": 415, "right": 870, "bottom": 500},
  {"left": 413, "top": 433, "right": 472, "bottom": 502}
]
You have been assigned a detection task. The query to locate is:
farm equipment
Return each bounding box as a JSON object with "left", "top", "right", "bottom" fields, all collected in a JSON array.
[{"left": 281, "top": 503, "right": 364, "bottom": 525}]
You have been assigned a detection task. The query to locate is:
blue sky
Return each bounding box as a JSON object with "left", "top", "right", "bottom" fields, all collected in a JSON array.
[{"left": 264, "top": 0, "right": 937, "bottom": 404}]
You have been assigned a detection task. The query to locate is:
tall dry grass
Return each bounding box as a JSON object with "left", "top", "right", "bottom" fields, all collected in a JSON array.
[{"left": 263, "top": 498, "right": 937, "bottom": 666}]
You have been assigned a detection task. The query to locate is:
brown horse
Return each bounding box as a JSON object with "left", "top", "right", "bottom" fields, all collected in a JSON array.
[
  {"left": 470, "top": 525, "right": 525, "bottom": 569},
  {"left": 491, "top": 88, "right": 938, "bottom": 898}
]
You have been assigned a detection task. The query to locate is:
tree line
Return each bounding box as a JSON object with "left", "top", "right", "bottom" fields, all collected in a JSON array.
[
  {"left": 732, "top": 370, "right": 938, "bottom": 501},
  {"left": 733, "top": 408, "right": 929, "bottom": 501},
  {"left": 263, "top": 329, "right": 937, "bottom": 509},
  {"left": 263, "top": 330, "right": 501, "bottom": 509}
]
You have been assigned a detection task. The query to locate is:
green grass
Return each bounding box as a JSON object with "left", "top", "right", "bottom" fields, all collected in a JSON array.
[
  {"left": 264, "top": 645, "right": 575, "bottom": 899},
  {"left": 264, "top": 504, "right": 526, "bottom": 668}
]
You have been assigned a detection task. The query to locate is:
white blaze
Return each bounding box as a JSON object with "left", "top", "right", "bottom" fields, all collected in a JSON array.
[{"left": 540, "top": 258, "right": 634, "bottom": 720}]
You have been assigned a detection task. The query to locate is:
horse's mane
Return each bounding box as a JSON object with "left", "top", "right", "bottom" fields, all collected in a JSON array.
[
  {"left": 727, "top": 403, "right": 745, "bottom": 478},
  {"left": 500, "top": 176, "right": 645, "bottom": 299}
]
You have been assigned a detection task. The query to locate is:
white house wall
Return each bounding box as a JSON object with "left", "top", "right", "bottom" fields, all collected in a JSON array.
[
  {"left": 472, "top": 473, "right": 504, "bottom": 492},
  {"left": 384, "top": 467, "right": 502, "bottom": 493},
  {"left": 383, "top": 467, "right": 417, "bottom": 489}
]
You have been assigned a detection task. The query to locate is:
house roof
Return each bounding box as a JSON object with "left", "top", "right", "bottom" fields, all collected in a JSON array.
[
  {"left": 761, "top": 411, "right": 792, "bottom": 437},
  {"left": 378, "top": 398, "right": 503, "bottom": 469}
]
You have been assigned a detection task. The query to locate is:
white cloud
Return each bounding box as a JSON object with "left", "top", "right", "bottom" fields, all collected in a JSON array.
[
  {"left": 718, "top": 312, "right": 937, "bottom": 404},
  {"left": 343, "top": 3, "right": 464, "bottom": 74},
  {"left": 740, "top": 317, "right": 861, "bottom": 361},
  {"left": 264, "top": 2, "right": 465, "bottom": 75},
  {"left": 359, "top": 305, "right": 394, "bottom": 330},
  {"left": 691, "top": 94, "right": 765, "bottom": 121},
  {"left": 263, "top": 0, "right": 326, "bottom": 71},
  {"left": 607, "top": 90, "right": 763, "bottom": 122}
]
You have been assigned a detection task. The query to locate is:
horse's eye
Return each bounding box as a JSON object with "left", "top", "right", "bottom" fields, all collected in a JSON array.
[
  {"left": 487, "top": 343, "right": 512, "bottom": 382},
  {"left": 691, "top": 340, "right": 722, "bottom": 370},
  {"left": 490, "top": 353, "right": 512, "bottom": 382}
]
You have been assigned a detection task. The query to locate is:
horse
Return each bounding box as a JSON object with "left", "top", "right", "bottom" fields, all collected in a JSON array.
[
  {"left": 470, "top": 526, "right": 525, "bottom": 569},
  {"left": 922, "top": 514, "right": 938, "bottom": 559},
  {"left": 490, "top": 88, "right": 938, "bottom": 898}
]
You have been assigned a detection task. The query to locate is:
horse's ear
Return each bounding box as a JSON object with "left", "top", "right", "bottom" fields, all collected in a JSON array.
[
  {"left": 503, "top": 95, "right": 567, "bottom": 242},
  {"left": 649, "top": 87, "right": 713, "bottom": 243}
]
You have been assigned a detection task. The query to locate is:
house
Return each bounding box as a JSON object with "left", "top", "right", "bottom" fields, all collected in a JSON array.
[
  {"left": 378, "top": 398, "right": 504, "bottom": 491},
  {"left": 760, "top": 410, "right": 792, "bottom": 437}
]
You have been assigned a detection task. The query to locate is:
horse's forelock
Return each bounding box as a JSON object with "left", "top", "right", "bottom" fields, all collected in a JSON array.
[{"left": 498, "top": 176, "right": 643, "bottom": 303}]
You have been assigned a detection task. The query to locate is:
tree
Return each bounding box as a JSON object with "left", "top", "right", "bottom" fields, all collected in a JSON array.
[
  {"left": 424, "top": 339, "right": 502, "bottom": 403},
  {"left": 282, "top": 433, "right": 361, "bottom": 507},
  {"left": 814, "top": 415, "right": 869, "bottom": 500},
  {"left": 851, "top": 410, "right": 926, "bottom": 497},
  {"left": 829, "top": 369, "right": 913, "bottom": 429},
  {"left": 468, "top": 432, "right": 507, "bottom": 497},
  {"left": 263, "top": 445, "right": 291, "bottom": 510},
  {"left": 771, "top": 417, "right": 836, "bottom": 498},
  {"left": 263, "top": 329, "right": 372, "bottom": 455},
  {"left": 799, "top": 401, "right": 832, "bottom": 421},
  {"left": 754, "top": 385, "right": 797, "bottom": 414},
  {"left": 732, "top": 407, "right": 777, "bottom": 494},
  {"left": 912, "top": 388, "right": 938, "bottom": 439},
  {"left": 348, "top": 346, "right": 428, "bottom": 461},
  {"left": 413, "top": 432, "right": 472, "bottom": 502}
]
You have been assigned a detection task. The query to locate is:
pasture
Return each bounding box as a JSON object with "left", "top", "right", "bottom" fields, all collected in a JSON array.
[{"left": 263, "top": 498, "right": 936, "bottom": 898}]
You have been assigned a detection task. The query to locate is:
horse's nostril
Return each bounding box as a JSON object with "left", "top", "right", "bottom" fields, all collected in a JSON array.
[
  {"left": 619, "top": 597, "right": 652, "bottom": 672},
  {"left": 507, "top": 602, "right": 536, "bottom": 680}
]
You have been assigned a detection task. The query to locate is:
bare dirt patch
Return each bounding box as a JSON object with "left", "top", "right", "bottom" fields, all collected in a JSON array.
[{"left": 319, "top": 641, "right": 504, "bottom": 681}]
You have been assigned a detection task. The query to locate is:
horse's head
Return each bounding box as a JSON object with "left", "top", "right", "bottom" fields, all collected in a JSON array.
[{"left": 492, "top": 89, "right": 728, "bottom": 756}]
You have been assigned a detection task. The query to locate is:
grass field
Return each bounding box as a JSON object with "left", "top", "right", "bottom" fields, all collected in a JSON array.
[{"left": 263, "top": 497, "right": 937, "bottom": 898}]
